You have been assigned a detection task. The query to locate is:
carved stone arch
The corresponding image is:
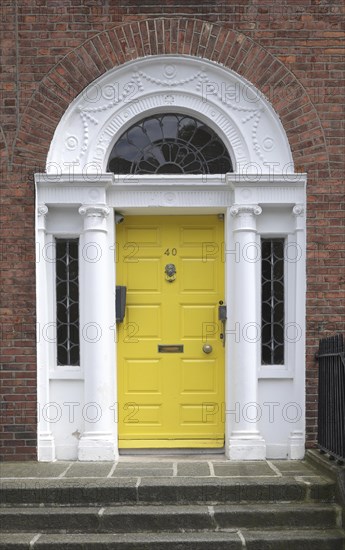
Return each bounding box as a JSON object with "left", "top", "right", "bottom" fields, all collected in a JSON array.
[
  {"left": 46, "top": 55, "right": 294, "bottom": 175},
  {"left": 17, "top": 18, "right": 329, "bottom": 177}
]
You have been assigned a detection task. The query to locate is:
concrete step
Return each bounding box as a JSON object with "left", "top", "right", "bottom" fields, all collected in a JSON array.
[
  {"left": 2, "top": 466, "right": 343, "bottom": 549},
  {"left": 0, "top": 476, "right": 336, "bottom": 505},
  {"left": 0, "top": 530, "right": 344, "bottom": 550},
  {"left": 0, "top": 503, "right": 341, "bottom": 532}
]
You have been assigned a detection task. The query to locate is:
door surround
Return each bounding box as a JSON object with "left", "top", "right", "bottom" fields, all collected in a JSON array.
[{"left": 35, "top": 54, "right": 306, "bottom": 461}]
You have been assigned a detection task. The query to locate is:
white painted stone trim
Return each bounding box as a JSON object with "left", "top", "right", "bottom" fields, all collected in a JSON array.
[
  {"left": 35, "top": 54, "right": 307, "bottom": 461},
  {"left": 36, "top": 205, "right": 56, "bottom": 461},
  {"left": 35, "top": 173, "right": 305, "bottom": 209},
  {"left": 226, "top": 204, "right": 266, "bottom": 460},
  {"left": 76, "top": 204, "right": 117, "bottom": 461},
  {"left": 47, "top": 56, "right": 294, "bottom": 175},
  {"left": 35, "top": 173, "right": 306, "bottom": 460}
]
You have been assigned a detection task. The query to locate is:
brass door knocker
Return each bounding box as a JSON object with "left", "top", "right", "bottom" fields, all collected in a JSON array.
[{"left": 165, "top": 263, "right": 176, "bottom": 282}]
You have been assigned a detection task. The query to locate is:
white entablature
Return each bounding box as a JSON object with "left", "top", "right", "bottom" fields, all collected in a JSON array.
[{"left": 47, "top": 55, "right": 294, "bottom": 175}]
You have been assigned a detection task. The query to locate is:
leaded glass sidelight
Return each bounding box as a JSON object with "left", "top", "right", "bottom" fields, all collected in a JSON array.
[
  {"left": 261, "top": 238, "right": 285, "bottom": 365},
  {"left": 107, "top": 113, "right": 233, "bottom": 174},
  {"left": 56, "top": 239, "right": 80, "bottom": 366}
]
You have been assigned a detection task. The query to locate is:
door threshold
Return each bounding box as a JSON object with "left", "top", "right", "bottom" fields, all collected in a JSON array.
[{"left": 119, "top": 448, "right": 225, "bottom": 457}]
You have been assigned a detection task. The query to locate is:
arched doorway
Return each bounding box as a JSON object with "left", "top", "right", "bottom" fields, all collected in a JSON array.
[{"left": 36, "top": 55, "right": 306, "bottom": 461}]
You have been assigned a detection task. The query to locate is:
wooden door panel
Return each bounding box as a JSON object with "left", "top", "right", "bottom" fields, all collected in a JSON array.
[
  {"left": 126, "top": 259, "right": 161, "bottom": 293},
  {"left": 180, "top": 305, "right": 216, "bottom": 339},
  {"left": 117, "top": 215, "right": 224, "bottom": 448},
  {"left": 180, "top": 359, "right": 218, "bottom": 394},
  {"left": 125, "top": 359, "right": 162, "bottom": 394},
  {"left": 126, "top": 305, "right": 161, "bottom": 339}
]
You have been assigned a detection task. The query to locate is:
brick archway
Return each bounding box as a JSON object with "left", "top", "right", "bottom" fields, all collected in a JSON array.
[{"left": 16, "top": 18, "right": 328, "bottom": 178}]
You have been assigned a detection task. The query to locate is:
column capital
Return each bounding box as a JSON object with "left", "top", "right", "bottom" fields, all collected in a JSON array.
[
  {"left": 79, "top": 204, "right": 110, "bottom": 218},
  {"left": 230, "top": 204, "right": 262, "bottom": 217},
  {"left": 230, "top": 204, "right": 262, "bottom": 232},
  {"left": 79, "top": 204, "right": 110, "bottom": 232}
]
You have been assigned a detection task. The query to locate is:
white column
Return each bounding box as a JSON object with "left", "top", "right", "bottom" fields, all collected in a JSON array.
[
  {"left": 77, "top": 205, "right": 117, "bottom": 461},
  {"left": 227, "top": 205, "right": 266, "bottom": 460},
  {"left": 37, "top": 204, "right": 56, "bottom": 461},
  {"left": 288, "top": 204, "right": 306, "bottom": 459}
]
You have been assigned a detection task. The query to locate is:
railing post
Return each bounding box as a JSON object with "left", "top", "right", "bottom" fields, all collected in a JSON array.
[{"left": 317, "top": 334, "right": 345, "bottom": 461}]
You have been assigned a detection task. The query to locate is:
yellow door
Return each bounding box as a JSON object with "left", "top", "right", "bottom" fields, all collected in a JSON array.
[{"left": 117, "top": 215, "right": 224, "bottom": 448}]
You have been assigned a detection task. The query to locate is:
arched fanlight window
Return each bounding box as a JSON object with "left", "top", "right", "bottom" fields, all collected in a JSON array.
[{"left": 107, "top": 113, "right": 233, "bottom": 175}]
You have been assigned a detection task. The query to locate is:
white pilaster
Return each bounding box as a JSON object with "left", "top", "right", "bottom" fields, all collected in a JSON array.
[
  {"left": 37, "top": 204, "right": 56, "bottom": 461},
  {"left": 227, "top": 205, "right": 266, "bottom": 460},
  {"left": 77, "top": 205, "right": 117, "bottom": 461},
  {"left": 288, "top": 204, "right": 306, "bottom": 459}
]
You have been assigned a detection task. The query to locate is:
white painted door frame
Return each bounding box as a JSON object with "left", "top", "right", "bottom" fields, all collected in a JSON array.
[
  {"left": 35, "top": 54, "right": 306, "bottom": 461},
  {"left": 35, "top": 173, "right": 306, "bottom": 461}
]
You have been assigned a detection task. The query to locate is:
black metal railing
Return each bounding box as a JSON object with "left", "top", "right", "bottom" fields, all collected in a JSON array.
[{"left": 317, "top": 334, "right": 345, "bottom": 461}]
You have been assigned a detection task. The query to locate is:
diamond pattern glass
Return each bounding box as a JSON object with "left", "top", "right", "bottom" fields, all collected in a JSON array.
[
  {"left": 261, "top": 239, "right": 285, "bottom": 365},
  {"left": 56, "top": 239, "right": 80, "bottom": 366}
]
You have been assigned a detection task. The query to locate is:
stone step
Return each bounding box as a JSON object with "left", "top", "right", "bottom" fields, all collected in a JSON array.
[
  {"left": 0, "top": 529, "right": 344, "bottom": 550},
  {"left": 0, "top": 476, "right": 336, "bottom": 505},
  {"left": 0, "top": 503, "right": 340, "bottom": 533}
]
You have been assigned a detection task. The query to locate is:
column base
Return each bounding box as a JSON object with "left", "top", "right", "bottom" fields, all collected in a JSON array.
[
  {"left": 226, "top": 436, "right": 266, "bottom": 460},
  {"left": 288, "top": 431, "right": 305, "bottom": 460},
  {"left": 38, "top": 433, "right": 56, "bottom": 462},
  {"left": 78, "top": 434, "right": 118, "bottom": 461}
]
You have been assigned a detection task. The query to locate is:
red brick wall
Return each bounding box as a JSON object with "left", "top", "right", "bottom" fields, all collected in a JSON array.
[{"left": 1, "top": 1, "right": 344, "bottom": 460}]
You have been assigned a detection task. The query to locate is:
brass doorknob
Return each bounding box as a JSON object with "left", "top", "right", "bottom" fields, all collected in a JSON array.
[{"left": 202, "top": 343, "right": 213, "bottom": 354}]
